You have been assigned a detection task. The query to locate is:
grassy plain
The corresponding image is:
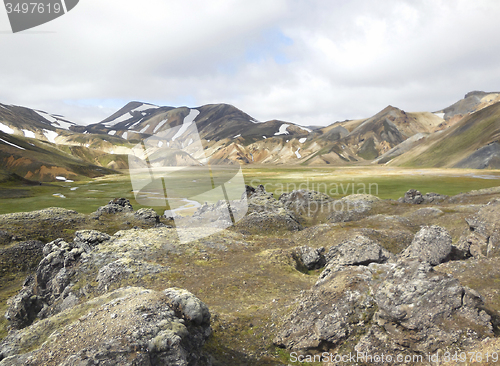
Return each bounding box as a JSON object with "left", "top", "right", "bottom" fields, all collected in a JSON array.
[
  {"left": 1, "top": 166, "right": 500, "bottom": 215},
  {"left": 2, "top": 166, "right": 500, "bottom": 365}
]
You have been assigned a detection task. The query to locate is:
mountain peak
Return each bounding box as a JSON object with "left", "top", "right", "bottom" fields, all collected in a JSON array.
[{"left": 464, "top": 91, "right": 490, "bottom": 99}]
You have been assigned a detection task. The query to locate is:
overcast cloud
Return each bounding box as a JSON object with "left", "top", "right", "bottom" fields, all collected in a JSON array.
[{"left": 1, "top": 0, "right": 500, "bottom": 126}]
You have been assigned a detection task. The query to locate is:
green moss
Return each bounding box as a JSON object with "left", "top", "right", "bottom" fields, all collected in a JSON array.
[
  {"left": 0, "top": 274, "right": 26, "bottom": 341},
  {"left": 357, "top": 137, "right": 378, "bottom": 160}
]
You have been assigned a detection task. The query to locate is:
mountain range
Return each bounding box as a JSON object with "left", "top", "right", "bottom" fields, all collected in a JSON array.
[{"left": 1, "top": 90, "right": 500, "bottom": 182}]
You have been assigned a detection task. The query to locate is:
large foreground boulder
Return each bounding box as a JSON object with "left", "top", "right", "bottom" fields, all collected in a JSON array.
[
  {"left": 275, "top": 258, "right": 493, "bottom": 358},
  {"left": 0, "top": 287, "right": 212, "bottom": 366},
  {"left": 5, "top": 238, "right": 85, "bottom": 329},
  {"left": 356, "top": 261, "right": 492, "bottom": 356},
  {"left": 5, "top": 230, "right": 112, "bottom": 329},
  {"left": 274, "top": 265, "right": 375, "bottom": 351}
]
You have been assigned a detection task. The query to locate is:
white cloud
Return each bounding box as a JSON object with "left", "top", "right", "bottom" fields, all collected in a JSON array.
[{"left": 1, "top": 0, "right": 500, "bottom": 125}]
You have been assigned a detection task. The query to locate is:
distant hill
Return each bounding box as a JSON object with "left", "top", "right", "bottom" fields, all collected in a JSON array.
[
  {"left": 1, "top": 91, "right": 499, "bottom": 181},
  {"left": 432, "top": 91, "right": 500, "bottom": 131},
  {"left": 80, "top": 102, "right": 312, "bottom": 142},
  {"left": 392, "top": 101, "right": 500, "bottom": 169},
  {"left": 0, "top": 130, "right": 118, "bottom": 181},
  {"left": 0, "top": 102, "right": 77, "bottom": 143}
]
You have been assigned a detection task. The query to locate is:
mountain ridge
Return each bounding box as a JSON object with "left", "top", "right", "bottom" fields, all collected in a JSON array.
[{"left": 1, "top": 91, "right": 499, "bottom": 181}]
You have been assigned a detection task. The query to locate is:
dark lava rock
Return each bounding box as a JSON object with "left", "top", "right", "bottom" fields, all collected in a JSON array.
[
  {"left": 398, "top": 189, "right": 448, "bottom": 204},
  {"left": 325, "top": 235, "right": 391, "bottom": 267},
  {"left": 73, "top": 230, "right": 111, "bottom": 253},
  {"left": 293, "top": 245, "right": 326, "bottom": 270},
  {"left": 164, "top": 287, "right": 211, "bottom": 326},
  {"left": 3, "top": 231, "right": 110, "bottom": 329},
  {"left": 275, "top": 260, "right": 494, "bottom": 357},
  {"left": 422, "top": 192, "right": 448, "bottom": 204},
  {"left": 455, "top": 199, "right": 500, "bottom": 258},
  {"left": 189, "top": 185, "right": 303, "bottom": 233},
  {"left": 356, "top": 261, "right": 493, "bottom": 356},
  {"left": 237, "top": 210, "right": 302, "bottom": 233},
  {"left": 233, "top": 185, "right": 303, "bottom": 233},
  {"left": 95, "top": 197, "right": 133, "bottom": 216},
  {"left": 398, "top": 189, "right": 424, "bottom": 204},
  {"left": 241, "top": 184, "right": 256, "bottom": 199},
  {"left": 274, "top": 265, "right": 375, "bottom": 352},
  {"left": 134, "top": 208, "right": 160, "bottom": 224},
  {"left": 400, "top": 225, "right": 452, "bottom": 265},
  {"left": 96, "top": 259, "right": 164, "bottom": 293}
]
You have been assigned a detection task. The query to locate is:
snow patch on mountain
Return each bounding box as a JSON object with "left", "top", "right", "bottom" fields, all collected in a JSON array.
[
  {"left": 274, "top": 124, "right": 290, "bottom": 135},
  {"left": 104, "top": 113, "right": 133, "bottom": 127},
  {"left": 295, "top": 147, "right": 302, "bottom": 158},
  {"left": 122, "top": 132, "right": 128, "bottom": 139},
  {"left": 0, "top": 122, "right": 14, "bottom": 134},
  {"left": 184, "top": 109, "right": 200, "bottom": 124},
  {"left": 108, "top": 130, "right": 116, "bottom": 135},
  {"left": 35, "top": 110, "right": 57, "bottom": 124},
  {"left": 299, "top": 138, "right": 307, "bottom": 143},
  {"left": 171, "top": 109, "right": 200, "bottom": 141},
  {"left": 52, "top": 120, "right": 75, "bottom": 130},
  {"left": 43, "top": 130, "right": 58, "bottom": 143},
  {"left": 172, "top": 123, "right": 190, "bottom": 141},
  {"left": 233, "top": 134, "right": 241, "bottom": 138},
  {"left": 132, "top": 103, "right": 159, "bottom": 112},
  {"left": 298, "top": 126, "right": 312, "bottom": 133},
  {"left": 22, "top": 129, "right": 36, "bottom": 138},
  {"left": 128, "top": 119, "right": 143, "bottom": 129},
  {"left": 139, "top": 125, "right": 150, "bottom": 134},
  {"left": 153, "top": 118, "right": 168, "bottom": 133},
  {"left": 0, "top": 137, "right": 25, "bottom": 150},
  {"left": 33, "top": 110, "right": 76, "bottom": 130}
]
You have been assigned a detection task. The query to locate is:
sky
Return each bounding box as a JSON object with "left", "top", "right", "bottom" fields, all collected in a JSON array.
[{"left": 1, "top": 0, "right": 500, "bottom": 126}]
